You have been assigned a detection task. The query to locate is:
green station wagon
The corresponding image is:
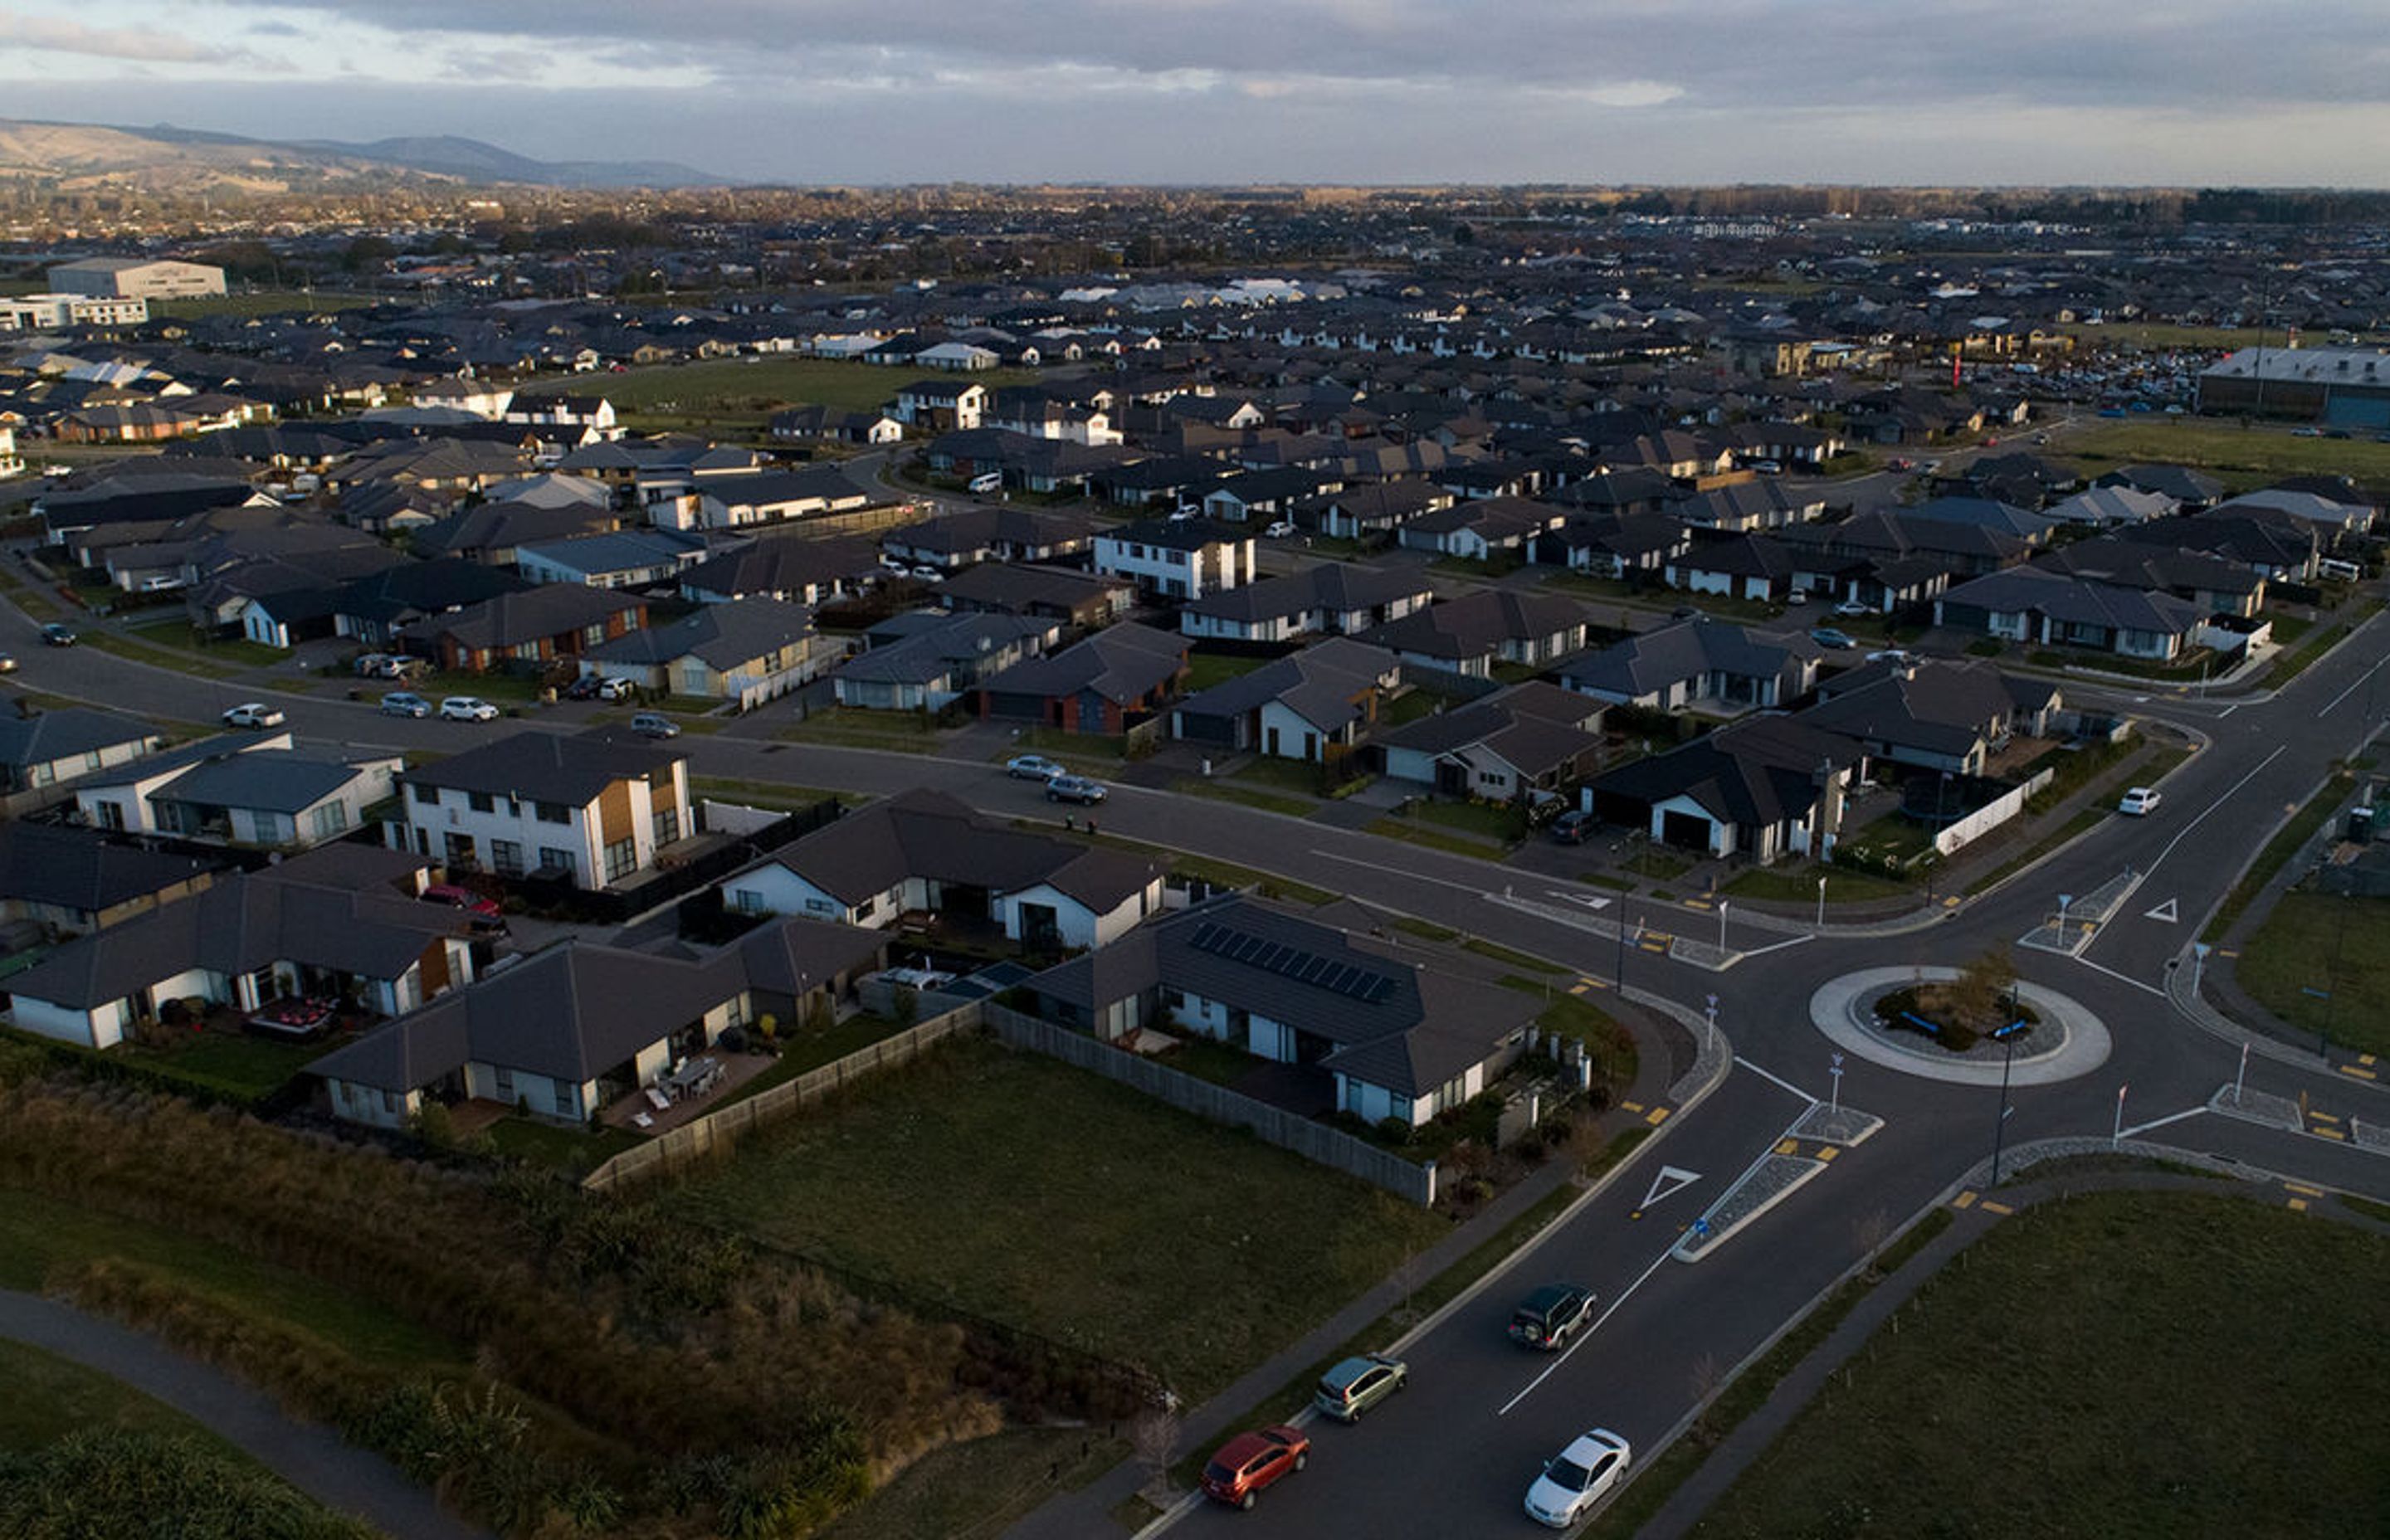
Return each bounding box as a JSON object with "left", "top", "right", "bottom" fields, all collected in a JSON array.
[{"left": 1312, "top": 1352, "right": 1408, "bottom": 1422}]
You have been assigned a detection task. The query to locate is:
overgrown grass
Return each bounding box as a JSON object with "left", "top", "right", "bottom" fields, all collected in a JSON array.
[
  {"left": 483, "top": 1117, "right": 644, "bottom": 1175},
  {"left": 152, "top": 290, "right": 378, "bottom": 319},
  {"left": 1721, "top": 863, "right": 1913, "bottom": 906},
  {"left": 820, "top": 1425, "right": 1128, "bottom": 1540},
  {"left": 2066, "top": 419, "right": 2390, "bottom": 484},
  {"left": 588, "top": 356, "right": 1042, "bottom": 424},
  {"left": 2202, "top": 772, "right": 2354, "bottom": 941},
  {"left": 2235, "top": 889, "right": 2390, "bottom": 1056},
  {"left": 671, "top": 1035, "right": 1450, "bottom": 1401},
  {"left": 1685, "top": 1192, "right": 2390, "bottom": 1540}
]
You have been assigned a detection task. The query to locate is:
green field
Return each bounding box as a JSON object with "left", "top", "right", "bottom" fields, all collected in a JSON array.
[
  {"left": 669, "top": 1034, "right": 1448, "bottom": 1400},
  {"left": 2063, "top": 420, "right": 2390, "bottom": 488},
  {"left": 1689, "top": 1192, "right": 2390, "bottom": 1540},
  {"left": 2235, "top": 888, "right": 2390, "bottom": 1056},
  {"left": 151, "top": 290, "right": 381, "bottom": 319},
  {"left": 573, "top": 356, "right": 1043, "bottom": 426}
]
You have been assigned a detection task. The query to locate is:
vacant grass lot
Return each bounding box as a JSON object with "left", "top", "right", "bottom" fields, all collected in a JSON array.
[
  {"left": 1720, "top": 862, "right": 1913, "bottom": 906},
  {"left": 671, "top": 1035, "right": 1449, "bottom": 1399},
  {"left": 2066, "top": 420, "right": 2390, "bottom": 487},
  {"left": 1690, "top": 1192, "right": 2390, "bottom": 1540},
  {"left": 151, "top": 290, "right": 378, "bottom": 319},
  {"left": 2236, "top": 889, "right": 2390, "bottom": 1057},
  {"left": 593, "top": 357, "right": 1042, "bottom": 426}
]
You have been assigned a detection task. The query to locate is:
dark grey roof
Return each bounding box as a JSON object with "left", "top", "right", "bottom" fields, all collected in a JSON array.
[
  {"left": 1593, "top": 716, "right": 1860, "bottom": 831},
  {"left": 149, "top": 752, "right": 380, "bottom": 815},
  {"left": 1360, "top": 589, "right": 1586, "bottom": 660},
  {"left": 753, "top": 787, "right": 1161, "bottom": 909},
  {"left": 978, "top": 622, "right": 1184, "bottom": 706},
  {"left": 402, "top": 585, "right": 643, "bottom": 651},
  {"left": 1173, "top": 638, "right": 1398, "bottom": 733},
  {"left": 0, "top": 708, "right": 159, "bottom": 770},
  {"left": 839, "top": 613, "right": 1047, "bottom": 685},
  {"left": 1178, "top": 562, "right": 1432, "bottom": 626},
  {"left": 588, "top": 596, "right": 817, "bottom": 670},
  {"left": 1562, "top": 617, "right": 1816, "bottom": 699},
  {"left": 402, "top": 730, "right": 681, "bottom": 805},
  {"left": 0, "top": 823, "right": 224, "bottom": 917},
  {"left": 1800, "top": 660, "right": 2025, "bottom": 758},
  {"left": 1938, "top": 567, "right": 2203, "bottom": 633}
]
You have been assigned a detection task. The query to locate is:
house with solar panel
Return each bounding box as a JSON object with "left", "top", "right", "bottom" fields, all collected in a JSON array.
[{"left": 1024, "top": 894, "right": 1543, "bottom": 1129}]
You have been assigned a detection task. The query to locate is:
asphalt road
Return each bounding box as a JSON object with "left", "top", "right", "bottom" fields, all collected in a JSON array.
[{"left": 11, "top": 547, "right": 2390, "bottom": 1540}]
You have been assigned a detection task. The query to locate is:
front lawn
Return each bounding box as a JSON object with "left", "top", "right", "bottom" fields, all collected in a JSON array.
[
  {"left": 2235, "top": 889, "right": 2390, "bottom": 1057},
  {"left": 778, "top": 706, "right": 954, "bottom": 754},
  {"left": 8, "top": 1022, "right": 342, "bottom": 1106},
  {"left": 1688, "top": 1192, "right": 2390, "bottom": 1540},
  {"left": 670, "top": 1034, "right": 1450, "bottom": 1399},
  {"left": 1183, "top": 651, "right": 1270, "bottom": 693}
]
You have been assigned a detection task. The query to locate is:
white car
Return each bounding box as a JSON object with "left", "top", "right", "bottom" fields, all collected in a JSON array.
[
  {"left": 2117, "top": 787, "right": 2162, "bottom": 816},
  {"left": 1524, "top": 1427, "right": 1631, "bottom": 1528},
  {"left": 221, "top": 702, "right": 286, "bottom": 729},
  {"left": 439, "top": 695, "right": 500, "bottom": 722},
  {"left": 1006, "top": 753, "right": 1066, "bottom": 780},
  {"left": 1263, "top": 519, "right": 1299, "bottom": 539}
]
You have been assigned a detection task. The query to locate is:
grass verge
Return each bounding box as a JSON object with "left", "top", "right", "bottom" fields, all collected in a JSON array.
[
  {"left": 2202, "top": 771, "right": 2354, "bottom": 942},
  {"left": 1682, "top": 1192, "right": 2390, "bottom": 1540},
  {"left": 2234, "top": 889, "right": 2390, "bottom": 1057}
]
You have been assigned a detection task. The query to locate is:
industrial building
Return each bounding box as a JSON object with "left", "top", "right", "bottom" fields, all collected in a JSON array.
[
  {"left": 2197, "top": 346, "right": 2390, "bottom": 427},
  {"left": 46, "top": 256, "right": 227, "bottom": 301}
]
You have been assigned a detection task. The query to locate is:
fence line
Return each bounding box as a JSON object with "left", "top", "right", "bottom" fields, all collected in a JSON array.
[
  {"left": 581, "top": 1002, "right": 982, "bottom": 1192},
  {"left": 982, "top": 1003, "right": 1437, "bottom": 1206},
  {"left": 1934, "top": 767, "right": 2056, "bottom": 856}
]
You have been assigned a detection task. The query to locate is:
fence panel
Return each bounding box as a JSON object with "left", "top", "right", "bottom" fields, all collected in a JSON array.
[{"left": 981, "top": 1004, "right": 1436, "bottom": 1205}]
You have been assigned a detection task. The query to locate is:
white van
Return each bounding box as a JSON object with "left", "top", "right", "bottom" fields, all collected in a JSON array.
[{"left": 2319, "top": 558, "right": 2363, "bottom": 582}]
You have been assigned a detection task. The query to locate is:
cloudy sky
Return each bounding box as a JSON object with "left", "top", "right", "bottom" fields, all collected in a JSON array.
[{"left": 3, "top": 0, "right": 2386, "bottom": 185}]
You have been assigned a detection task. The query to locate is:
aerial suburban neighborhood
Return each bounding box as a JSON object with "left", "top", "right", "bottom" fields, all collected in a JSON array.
[{"left": 0, "top": 11, "right": 2388, "bottom": 1537}]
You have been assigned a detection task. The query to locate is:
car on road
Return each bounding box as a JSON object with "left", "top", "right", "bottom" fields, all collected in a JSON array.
[
  {"left": 39, "top": 624, "right": 76, "bottom": 647},
  {"left": 1005, "top": 753, "right": 1066, "bottom": 781},
  {"left": 1524, "top": 1427, "right": 1632, "bottom": 1528},
  {"left": 1313, "top": 1353, "right": 1407, "bottom": 1422},
  {"left": 1549, "top": 808, "right": 1597, "bottom": 845},
  {"left": 438, "top": 695, "right": 500, "bottom": 722},
  {"left": 2117, "top": 786, "right": 2163, "bottom": 816},
  {"left": 630, "top": 712, "right": 680, "bottom": 739},
  {"left": 379, "top": 691, "right": 431, "bottom": 718},
  {"left": 1509, "top": 1283, "right": 1597, "bottom": 1350},
  {"left": 1263, "top": 519, "right": 1299, "bottom": 538},
  {"left": 1809, "top": 627, "right": 1858, "bottom": 651},
  {"left": 1045, "top": 773, "right": 1106, "bottom": 806},
  {"left": 1198, "top": 1425, "right": 1308, "bottom": 1509},
  {"left": 0, "top": 652, "right": 17, "bottom": 673},
  {"left": 1669, "top": 606, "right": 1700, "bottom": 621},
  {"left": 220, "top": 702, "right": 286, "bottom": 729},
  {"left": 2291, "top": 426, "right": 2324, "bottom": 437}
]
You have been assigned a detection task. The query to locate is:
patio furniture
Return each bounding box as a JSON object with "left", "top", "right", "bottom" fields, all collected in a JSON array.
[
  {"left": 644, "top": 1086, "right": 672, "bottom": 1113},
  {"left": 632, "top": 1112, "right": 655, "bottom": 1131}
]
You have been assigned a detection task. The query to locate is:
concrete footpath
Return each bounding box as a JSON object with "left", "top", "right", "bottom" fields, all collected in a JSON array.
[
  {"left": 0, "top": 1288, "right": 488, "bottom": 1540},
  {"left": 1003, "top": 1016, "right": 1696, "bottom": 1540}
]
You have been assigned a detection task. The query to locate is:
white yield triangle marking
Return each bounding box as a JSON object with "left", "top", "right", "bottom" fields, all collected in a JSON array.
[
  {"left": 1640, "top": 1165, "right": 1701, "bottom": 1210},
  {"left": 2143, "top": 898, "right": 2178, "bottom": 924}
]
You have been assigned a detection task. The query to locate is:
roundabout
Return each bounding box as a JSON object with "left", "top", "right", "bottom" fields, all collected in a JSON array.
[{"left": 1808, "top": 967, "right": 2114, "bottom": 1086}]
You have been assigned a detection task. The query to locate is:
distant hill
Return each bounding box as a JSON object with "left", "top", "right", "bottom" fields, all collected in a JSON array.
[{"left": 0, "top": 118, "right": 726, "bottom": 192}]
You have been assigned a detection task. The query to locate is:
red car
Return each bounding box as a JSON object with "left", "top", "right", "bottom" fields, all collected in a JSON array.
[
  {"left": 1200, "top": 1425, "right": 1309, "bottom": 1510},
  {"left": 421, "top": 884, "right": 502, "bottom": 920}
]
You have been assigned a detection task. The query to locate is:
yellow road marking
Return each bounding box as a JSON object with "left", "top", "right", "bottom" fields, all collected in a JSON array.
[
  {"left": 1775, "top": 1138, "right": 1798, "bottom": 1155},
  {"left": 2220, "top": 948, "right": 2239, "bottom": 958},
  {"left": 1682, "top": 899, "right": 1711, "bottom": 910},
  {"left": 2362, "top": 1054, "right": 2379, "bottom": 1066},
  {"left": 1979, "top": 1200, "right": 2013, "bottom": 1216},
  {"left": 1953, "top": 1191, "right": 1978, "bottom": 1209},
  {"left": 2315, "top": 1127, "right": 2348, "bottom": 1142},
  {"left": 2310, "top": 1110, "right": 2344, "bottom": 1123},
  {"left": 1817, "top": 1146, "right": 1840, "bottom": 1162},
  {"left": 1645, "top": 1106, "right": 1671, "bottom": 1126},
  {"left": 2285, "top": 1182, "right": 2324, "bottom": 1197},
  {"left": 2288, "top": 1197, "right": 2310, "bottom": 1211},
  {"left": 1621, "top": 1100, "right": 1646, "bottom": 1114},
  {"left": 2342, "top": 1065, "right": 2380, "bottom": 1081},
  {"left": 1568, "top": 982, "right": 1589, "bottom": 996}
]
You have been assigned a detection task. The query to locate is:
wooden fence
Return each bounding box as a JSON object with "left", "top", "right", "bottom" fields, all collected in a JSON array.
[
  {"left": 982, "top": 1003, "right": 1438, "bottom": 1206},
  {"left": 580, "top": 1002, "right": 982, "bottom": 1192}
]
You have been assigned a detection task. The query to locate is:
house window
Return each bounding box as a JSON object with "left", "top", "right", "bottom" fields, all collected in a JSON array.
[
  {"left": 534, "top": 802, "right": 570, "bottom": 824},
  {"left": 602, "top": 837, "right": 638, "bottom": 883},
  {"left": 490, "top": 840, "right": 524, "bottom": 877},
  {"left": 732, "top": 889, "right": 766, "bottom": 914},
  {"left": 583, "top": 623, "right": 606, "bottom": 646},
  {"left": 538, "top": 846, "right": 578, "bottom": 876},
  {"left": 855, "top": 894, "right": 879, "bottom": 920},
  {"left": 380, "top": 1089, "right": 399, "bottom": 1115},
  {"left": 553, "top": 1078, "right": 578, "bottom": 1117},
  {"left": 652, "top": 807, "right": 680, "bottom": 846},
  {"left": 515, "top": 641, "right": 543, "bottom": 660},
  {"left": 411, "top": 783, "right": 439, "bottom": 806},
  {"left": 466, "top": 792, "right": 495, "bottom": 814},
  {"left": 724, "top": 992, "right": 750, "bottom": 1029},
  {"left": 494, "top": 1065, "right": 515, "bottom": 1099},
  {"left": 310, "top": 802, "right": 349, "bottom": 839}
]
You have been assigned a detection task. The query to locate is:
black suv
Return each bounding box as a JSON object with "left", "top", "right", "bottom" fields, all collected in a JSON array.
[{"left": 1508, "top": 1284, "right": 1597, "bottom": 1350}]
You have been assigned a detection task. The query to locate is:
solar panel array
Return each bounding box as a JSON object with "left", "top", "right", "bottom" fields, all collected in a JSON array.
[{"left": 1187, "top": 922, "right": 1399, "bottom": 1003}]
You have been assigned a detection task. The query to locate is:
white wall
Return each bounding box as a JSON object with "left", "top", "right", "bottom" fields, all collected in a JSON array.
[{"left": 10, "top": 995, "right": 119, "bottom": 1050}]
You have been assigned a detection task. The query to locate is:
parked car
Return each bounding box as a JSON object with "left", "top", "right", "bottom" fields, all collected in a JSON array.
[
  {"left": 2117, "top": 787, "right": 2162, "bottom": 816},
  {"left": 379, "top": 691, "right": 431, "bottom": 718},
  {"left": 39, "top": 623, "right": 75, "bottom": 647},
  {"left": 1263, "top": 519, "right": 1299, "bottom": 539},
  {"left": 1866, "top": 649, "right": 1915, "bottom": 666},
  {"left": 630, "top": 711, "right": 681, "bottom": 739},
  {"left": 1669, "top": 606, "right": 1700, "bottom": 621},
  {"left": 0, "top": 652, "right": 18, "bottom": 674},
  {"left": 1199, "top": 1425, "right": 1308, "bottom": 1509},
  {"left": 1006, "top": 753, "right": 1066, "bottom": 781},
  {"left": 1508, "top": 1284, "right": 1597, "bottom": 1350},
  {"left": 1809, "top": 627, "right": 1858, "bottom": 651},
  {"left": 1313, "top": 1353, "right": 1407, "bottom": 1422},
  {"left": 1832, "top": 601, "right": 1873, "bottom": 618},
  {"left": 1549, "top": 808, "right": 1597, "bottom": 845},
  {"left": 910, "top": 565, "right": 946, "bottom": 583},
  {"left": 420, "top": 884, "right": 503, "bottom": 920},
  {"left": 1524, "top": 1427, "right": 1632, "bottom": 1528},
  {"left": 354, "top": 653, "right": 408, "bottom": 679},
  {"left": 1045, "top": 773, "right": 1107, "bottom": 806},
  {"left": 439, "top": 695, "right": 500, "bottom": 722},
  {"left": 220, "top": 702, "right": 286, "bottom": 729}
]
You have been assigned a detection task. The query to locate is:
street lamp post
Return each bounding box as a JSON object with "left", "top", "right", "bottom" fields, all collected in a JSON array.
[
  {"left": 1828, "top": 1050, "right": 1845, "bottom": 1114},
  {"left": 2057, "top": 892, "right": 2072, "bottom": 946},
  {"left": 2112, "top": 1082, "right": 2129, "bottom": 1149},
  {"left": 1817, "top": 873, "right": 1828, "bottom": 929},
  {"left": 1704, "top": 992, "right": 1719, "bottom": 1055},
  {"left": 1988, "top": 1018, "right": 2025, "bottom": 1185},
  {"left": 1717, "top": 899, "right": 1729, "bottom": 956}
]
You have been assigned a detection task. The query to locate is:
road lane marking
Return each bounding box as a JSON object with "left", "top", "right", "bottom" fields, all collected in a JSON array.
[
  {"left": 2285, "top": 1182, "right": 2324, "bottom": 1197},
  {"left": 2310, "top": 1110, "right": 2343, "bottom": 1124},
  {"left": 2314, "top": 1126, "right": 2348, "bottom": 1141},
  {"left": 1637, "top": 1165, "right": 1701, "bottom": 1211},
  {"left": 1739, "top": 933, "right": 1815, "bottom": 958},
  {"left": 2314, "top": 657, "right": 2387, "bottom": 717},
  {"left": 2070, "top": 955, "right": 2169, "bottom": 997},
  {"left": 2118, "top": 1107, "right": 2207, "bottom": 1139},
  {"left": 2143, "top": 898, "right": 2178, "bottom": 924},
  {"left": 1496, "top": 1240, "right": 1678, "bottom": 1418},
  {"left": 1953, "top": 1191, "right": 1978, "bottom": 1209},
  {"left": 1734, "top": 1055, "right": 1820, "bottom": 1105},
  {"left": 2342, "top": 1065, "right": 2380, "bottom": 1081},
  {"left": 1979, "top": 1200, "right": 2013, "bottom": 1216},
  {"left": 2134, "top": 745, "right": 2289, "bottom": 889}
]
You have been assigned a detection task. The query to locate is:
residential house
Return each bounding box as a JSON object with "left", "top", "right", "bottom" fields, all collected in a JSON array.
[
  {"left": 724, "top": 787, "right": 1164, "bottom": 952},
  {"left": 769, "top": 404, "right": 905, "bottom": 446},
  {"left": 583, "top": 597, "right": 844, "bottom": 705},
  {"left": 515, "top": 529, "right": 710, "bottom": 589},
  {"left": 1588, "top": 715, "right": 1862, "bottom": 864},
  {"left": 1022, "top": 894, "right": 1544, "bottom": 1128},
  {"left": 1178, "top": 562, "right": 1434, "bottom": 644},
  {"left": 1298, "top": 480, "right": 1456, "bottom": 541},
  {"left": 1376, "top": 680, "right": 1606, "bottom": 801},
  {"left": 1804, "top": 658, "right": 2061, "bottom": 777},
  {"left": 332, "top": 560, "right": 533, "bottom": 648},
  {"left": 0, "top": 822, "right": 223, "bottom": 935},
  {"left": 1171, "top": 638, "right": 1404, "bottom": 763},
  {"left": 2033, "top": 537, "right": 2266, "bottom": 618},
  {"left": 677, "top": 532, "right": 880, "bottom": 607},
  {"left": 81, "top": 738, "right": 402, "bottom": 850},
  {"left": 1359, "top": 589, "right": 1588, "bottom": 679},
  {"left": 977, "top": 622, "right": 1188, "bottom": 733},
  {"left": 1534, "top": 513, "right": 1693, "bottom": 581},
  {"left": 1664, "top": 533, "right": 1799, "bottom": 603},
  {"left": 936, "top": 563, "right": 1135, "bottom": 627},
  {"left": 1934, "top": 567, "right": 2204, "bottom": 660},
  {"left": 881, "top": 506, "right": 1100, "bottom": 571},
  {"left": 1092, "top": 517, "right": 1257, "bottom": 602},
  {"left": 893, "top": 379, "right": 986, "bottom": 431},
  {"left": 399, "top": 586, "right": 647, "bottom": 674},
  {"left": 1397, "top": 495, "right": 1566, "bottom": 560},
  {"left": 388, "top": 730, "right": 692, "bottom": 890},
  {"left": 309, "top": 918, "right": 887, "bottom": 1129},
  {"left": 2043, "top": 485, "right": 2178, "bottom": 528},
  {"left": 0, "top": 709, "right": 165, "bottom": 796},
  {"left": 833, "top": 612, "right": 1056, "bottom": 712},
  {"left": 1561, "top": 617, "right": 1821, "bottom": 712},
  {"left": 664, "top": 466, "right": 890, "bottom": 532}
]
